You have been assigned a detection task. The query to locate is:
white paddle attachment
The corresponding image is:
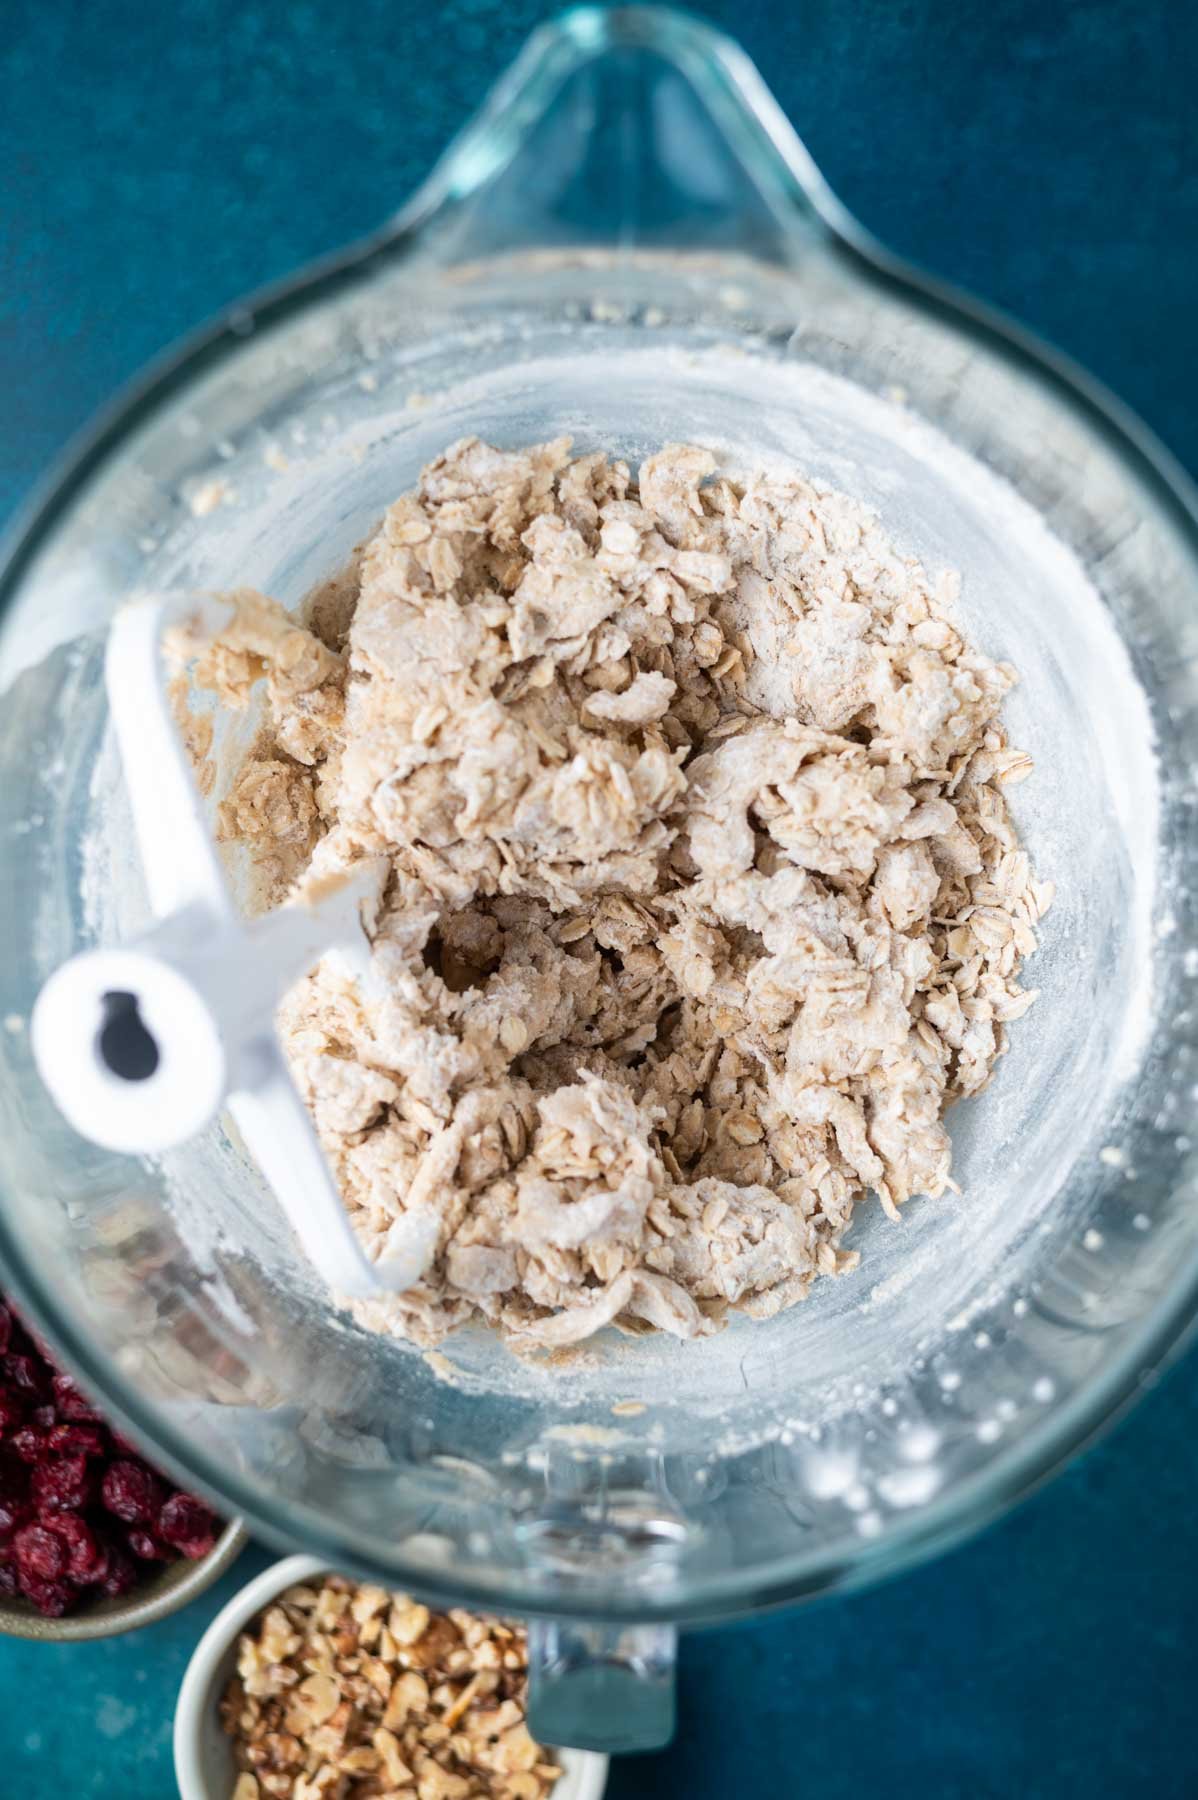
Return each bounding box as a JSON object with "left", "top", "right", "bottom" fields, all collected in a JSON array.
[{"left": 31, "top": 594, "right": 434, "bottom": 1299}]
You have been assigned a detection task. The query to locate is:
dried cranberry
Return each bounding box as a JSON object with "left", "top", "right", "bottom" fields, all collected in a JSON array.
[
  {"left": 0, "top": 1498, "right": 32, "bottom": 1544},
  {"left": 126, "top": 1527, "right": 170, "bottom": 1562},
  {"left": 0, "top": 1289, "right": 227, "bottom": 1610},
  {"left": 2, "top": 1353, "right": 49, "bottom": 1399},
  {"left": 45, "top": 1422, "right": 106, "bottom": 1459},
  {"left": 100, "top": 1459, "right": 163, "bottom": 1525},
  {"left": 12, "top": 1521, "right": 68, "bottom": 1581},
  {"left": 7, "top": 1427, "right": 45, "bottom": 1464},
  {"left": 32, "top": 1453, "right": 96, "bottom": 1513},
  {"left": 54, "top": 1515, "right": 107, "bottom": 1585},
  {"left": 50, "top": 1373, "right": 100, "bottom": 1423},
  {"left": 100, "top": 1544, "right": 137, "bottom": 1597},
  {"left": 157, "top": 1492, "right": 218, "bottom": 1559},
  {"left": 0, "top": 1454, "right": 29, "bottom": 1502},
  {"left": 17, "top": 1572, "right": 74, "bottom": 1616}
]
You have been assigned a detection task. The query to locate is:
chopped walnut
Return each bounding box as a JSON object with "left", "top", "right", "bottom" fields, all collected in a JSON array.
[
  {"left": 220, "top": 1576, "right": 559, "bottom": 1800},
  {"left": 196, "top": 439, "right": 1048, "bottom": 1350}
]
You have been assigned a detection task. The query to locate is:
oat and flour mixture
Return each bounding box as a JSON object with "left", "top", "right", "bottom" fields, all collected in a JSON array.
[{"left": 195, "top": 438, "right": 1051, "bottom": 1350}]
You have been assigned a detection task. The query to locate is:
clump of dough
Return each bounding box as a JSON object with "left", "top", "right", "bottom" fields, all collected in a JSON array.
[{"left": 200, "top": 439, "right": 1051, "bottom": 1351}]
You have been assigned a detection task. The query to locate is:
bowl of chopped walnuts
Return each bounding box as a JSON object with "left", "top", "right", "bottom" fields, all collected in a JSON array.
[{"left": 174, "top": 1556, "right": 608, "bottom": 1800}]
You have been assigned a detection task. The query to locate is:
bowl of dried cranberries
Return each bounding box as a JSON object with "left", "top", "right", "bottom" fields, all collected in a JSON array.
[{"left": 0, "top": 1295, "right": 246, "bottom": 1639}]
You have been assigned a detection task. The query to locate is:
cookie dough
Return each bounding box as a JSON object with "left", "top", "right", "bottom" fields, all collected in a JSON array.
[{"left": 197, "top": 439, "right": 1050, "bottom": 1350}]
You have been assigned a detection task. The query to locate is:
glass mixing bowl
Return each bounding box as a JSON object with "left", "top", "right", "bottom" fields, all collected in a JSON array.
[{"left": 2, "top": 4, "right": 1197, "bottom": 1752}]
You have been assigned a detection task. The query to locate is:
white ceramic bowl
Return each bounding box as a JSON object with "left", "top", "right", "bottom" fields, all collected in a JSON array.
[{"left": 174, "top": 1555, "right": 609, "bottom": 1800}]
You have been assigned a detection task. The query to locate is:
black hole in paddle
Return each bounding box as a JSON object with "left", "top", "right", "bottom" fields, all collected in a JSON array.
[{"left": 97, "top": 991, "right": 160, "bottom": 1082}]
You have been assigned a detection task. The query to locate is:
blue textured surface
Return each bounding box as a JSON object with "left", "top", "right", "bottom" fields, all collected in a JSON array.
[{"left": 1, "top": 1, "right": 1196, "bottom": 1794}]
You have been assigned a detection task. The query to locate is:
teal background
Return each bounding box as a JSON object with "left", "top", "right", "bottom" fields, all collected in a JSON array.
[{"left": 2, "top": 0, "right": 1196, "bottom": 1793}]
